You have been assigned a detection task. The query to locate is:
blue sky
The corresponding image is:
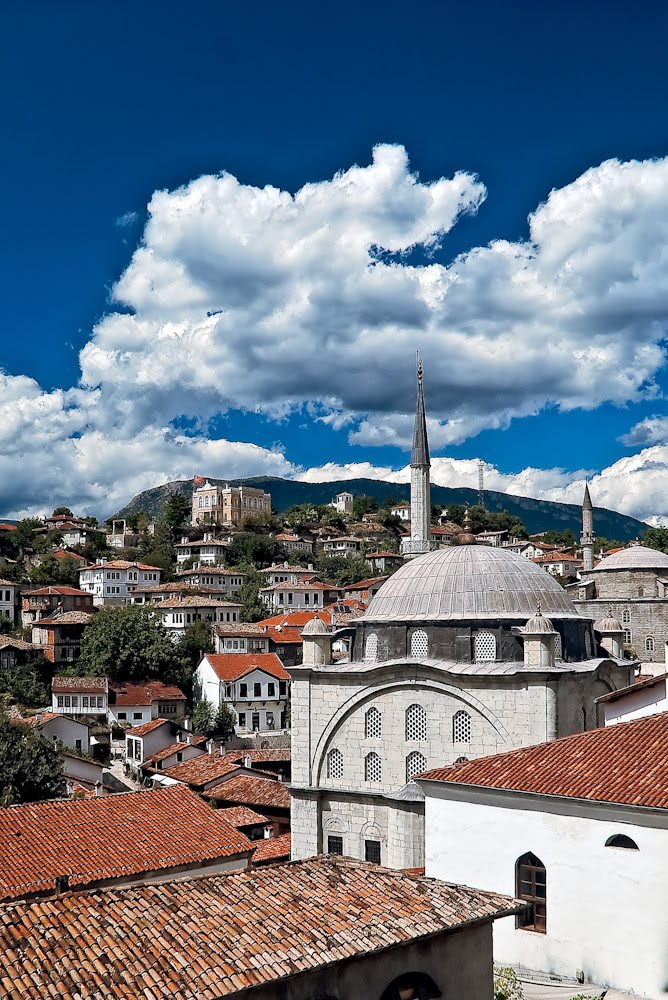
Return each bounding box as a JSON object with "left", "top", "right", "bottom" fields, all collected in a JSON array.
[{"left": 2, "top": 1, "right": 668, "bottom": 520}]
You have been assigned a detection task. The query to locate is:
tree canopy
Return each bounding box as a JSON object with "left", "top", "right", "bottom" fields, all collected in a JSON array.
[
  {"left": 227, "top": 533, "right": 286, "bottom": 569},
  {"left": 52, "top": 506, "right": 73, "bottom": 517},
  {"left": 0, "top": 714, "right": 65, "bottom": 805},
  {"left": 77, "top": 604, "right": 183, "bottom": 683},
  {"left": 643, "top": 527, "right": 668, "bottom": 554}
]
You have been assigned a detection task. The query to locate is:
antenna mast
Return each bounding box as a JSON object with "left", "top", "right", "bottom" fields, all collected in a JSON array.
[{"left": 477, "top": 460, "right": 485, "bottom": 510}]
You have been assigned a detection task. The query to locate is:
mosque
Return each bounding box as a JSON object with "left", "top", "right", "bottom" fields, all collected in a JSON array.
[{"left": 289, "top": 361, "right": 635, "bottom": 868}]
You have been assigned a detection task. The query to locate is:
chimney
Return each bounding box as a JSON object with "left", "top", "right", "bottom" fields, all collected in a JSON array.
[
  {"left": 263, "top": 826, "right": 271, "bottom": 839},
  {"left": 283, "top": 561, "right": 288, "bottom": 568},
  {"left": 207, "top": 739, "right": 214, "bottom": 755},
  {"left": 308, "top": 563, "right": 314, "bottom": 571},
  {"left": 183, "top": 715, "right": 192, "bottom": 732},
  {"left": 186, "top": 734, "right": 192, "bottom": 745},
  {"left": 244, "top": 754, "right": 252, "bottom": 769},
  {"left": 220, "top": 744, "right": 225, "bottom": 757},
  {"left": 94, "top": 781, "right": 103, "bottom": 797},
  {"left": 65, "top": 780, "right": 74, "bottom": 797},
  {"left": 55, "top": 874, "right": 70, "bottom": 895},
  {"left": 35, "top": 711, "right": 43, "bottom": 724}
]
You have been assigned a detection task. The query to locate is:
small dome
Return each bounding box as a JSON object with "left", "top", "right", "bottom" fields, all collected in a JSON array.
[
  {"left": 522, "top": 608, "right": 557, "bottom": 635},
  {"left": 591, "top": 545, "right": 668, "bottom": 572},
  {"left": 301, "top": 617, "right": 329, "bottom": 636},
  {"left": 594, "top": 613, "right": 623, "bottom": 633}
]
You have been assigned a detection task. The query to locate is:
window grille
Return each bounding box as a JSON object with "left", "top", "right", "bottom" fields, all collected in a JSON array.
[
  {"left": 410, "top": 629, "right": 429, "bottom": 658},
  {"left": 474, "top": 630, "right": 496, "bottom": 662},
  {"left": 622, "top": 608, "right": 630, "bottom": 624},
  {"left": 646, "top": 636, "right": 655, "bottom": 653},
  {"left": 364, "top": 707, "right": 381, "bottom": 739},
  {"left": 328, "top": 835, "right": 343, "bottom": 855},
  {"left": 326, "top": 747, "right": 343, "bottom": 779},
  {"left": 364, "top": 752, "right": 382, "bottom": 782},
  {"left": 405, "top": 703, "right": 427, "bottom": 741},
  {"left": 584, "top": 630, "right": 592, "bottom": 658},
  {"left": 405, "top": 751, "right": 427, "bottom": 782},
  {"left": 365, "top": 839, "right": 381, "bottom": 864},
  {"left": 623, "top": 628, "right": 632, "bottom": 644},
  {"left": 364, "top": 632, "right": 378, "bottom": 662},
  {"left": 453, "top": 709, "right": 471, "bottom": 743},
  {"left": 554, "top": 633, "right": 562, "bottom": 660},
  {"left": 516, "top": 852, "right": 547, "bottom": 933}
]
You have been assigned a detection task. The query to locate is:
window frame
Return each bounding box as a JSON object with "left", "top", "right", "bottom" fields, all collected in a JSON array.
[{"left": 516, "top": 852, "right": 547, "bottom": 933}]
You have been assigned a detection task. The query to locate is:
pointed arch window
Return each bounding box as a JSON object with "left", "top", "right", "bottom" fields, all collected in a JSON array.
[
  {"left": 364, "top": 632, "right": 378, "bottom": 662},
  {"left": 452, "top": 709, "right": 471, "bottom": 743},
  {"left": 405, "top": 703, "right": 427, "bottom": 741},
  {"left": 326, "top": 747, "right": 343, "bottom": 779},
  {"left": 646, "top": 636, "right": 655, "bottom": 653},
  {"left": 622, "top": 608, "right": 631, "bottom": 625},
  {"left": 406, "top": 751, "right": 427, "bottom": 782},
  {"left": 364, "top": 706, "right": 381, "bottom": 739},
  {"left": 364, "top": 751, "right": 382, "bottom": 782},
  {"left": 516, "top": 852, "right": 546, "bottom": 933},
  {"left": 410, "top": 629, "right": 429, "bottom": 658},
  {"left": 474, "top": 630, "right": 496, "bottom": 662}
]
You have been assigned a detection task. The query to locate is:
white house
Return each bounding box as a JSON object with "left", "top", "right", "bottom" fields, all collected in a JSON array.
[
  {"left": 330, "top": 490, "right": 354, "bottom": 514},
  {"left": 259, "top": 563, "right": 319, "bottom": 586},
  {"left": 501, "top": 540, "right": 557, "bottom": 559},
  {"left": 273, "top": 533, "right": 313, "bottom": 554},
  {"left": 78, "top": 560, "right": 161, "bottom": 606},
  {"left": 174, "top": 567, "right": 246, "bottom": 595},
  {"left": 596, "top": 672, "right": 668, "bottom": 726},
  {"left": 322, "top": 536, "right": 361, "bottom": 556},
  {"left": 175, "top": 532, "right": 231, "bottom": 565},
  {"left": 417, "top": 713, "right": 668, "bottom": 999},
  {"left": 196, "top": 652, "right": 290, "bottom": 733},
  {"left": 51, "top": 677, "right": 108, "bottom": 719},
  {"left": 390, "top": 502, "right": 411, "bottom": 521},
  {"left": 26, "top": 710, "right": 91, "bottom": 754},
  {"left": 0, "top": 578, "right": 17, "bottom": 625},
  {"left": 259, "top": 580, "right": 328, "bottom": 612},
  {"left": 533, "top": 551, "right": 583, "bottom": 577},
  {"left": 125, "top": 719, "right": 184, "bottom": 769},
  {"left": 157, "top": 596, "right": 241, "bottom": 638},
  {"left": 108, "top": 681, "right": 187, "bottom": 727}
]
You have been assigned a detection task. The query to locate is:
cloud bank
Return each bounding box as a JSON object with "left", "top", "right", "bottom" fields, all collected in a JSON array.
[{"left": 2, "top": 145, "right": 668, "bottom": 520}]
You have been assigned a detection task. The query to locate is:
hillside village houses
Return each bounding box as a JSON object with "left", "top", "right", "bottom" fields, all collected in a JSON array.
[
  {"left": 0, "top": 577, "right": 17, "bottom": 624},
  {"left": 173, "top": 565, "right": 246, "bottom": 594},
  {"left": 156, "top": 595, "right": 241, "bottom": 638},
  {"left": 21, "top": 584, "right": 93, "bottom": 626},
  {"left": 259, "top": 579, "right": 340, "bottom": 612},
  {"left": 175, "top": 531, "right": 231, "bottom": 564},
  {"left": 78, "top": 559, "right": 161, "bottom": 605},
  {"left": 330, "top": 489, "right": 354, "bottom": 513},
  {"left": 196, "top": 651, "right": 290, "bottom": 733},
  {"left": 31, "top": 609, "right": 93, "bottom": 662},
  {"left": 191, "top": 479, "right": 272, "bottom": 526}
]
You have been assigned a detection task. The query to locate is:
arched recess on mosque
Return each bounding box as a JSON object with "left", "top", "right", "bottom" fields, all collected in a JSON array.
[
  {"left": 410, "top": 629, "right": 429, "bottom": 658},
  {"left": 365, "top": 632, "right": 379, "bottom": 662},
  {"left": 312, "top": 678, "right": 516, "bottom": 785},
  {"left": 379, "top": 972, "right": 442, "bottom": 1000}
]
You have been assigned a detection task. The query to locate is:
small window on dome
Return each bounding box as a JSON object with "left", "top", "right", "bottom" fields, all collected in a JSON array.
[{"left": 364, "top": 632, "right": 378, "bottom": 662}]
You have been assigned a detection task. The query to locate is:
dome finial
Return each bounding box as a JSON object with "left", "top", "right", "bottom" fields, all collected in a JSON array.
[
  {"left": 457, "top": 505, "right": 477, "bottom": 545},
  {"left": 536, "top": 600, "right": 542, "bottom": 615}
]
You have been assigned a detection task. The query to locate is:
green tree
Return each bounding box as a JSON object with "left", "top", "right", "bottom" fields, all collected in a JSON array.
[
  {"left": 29, "top": 556, "right": 60, "bottom": 586},
  {"left": 164, "top": 493, "right": 191, "bottom": 530},
  {"left": 493, "top": 966, "right": 524, "bottom": 1000},
  {"left": 315, "top": 554, "right": 372, "bottom": 587},
  {"left": 226, "top": 533, "right": 286, "bottom": 568},
  {"left": 352, "top": 495, "right": 379, "bottom": 519},
  {"left": 141, "top": 518, "right": 177, "bottom": 578},
  {"left": 174, "top": 621, "right": 214, "bottom": 701},
  {"left": 57, "top": 555, "right": 82, "bottom": 587},
  {"left": 213, "top": 703, "right": 236, "bottom": 738},
  {"left": 643, "top": 526, "right": 668, "bottom": 554},
  {"left": 0, "top": 713, "right": 65, "bottom": 805},
  {"left": 77, "top": 604, "right": 182, "bottom": 682},
  {"left": 52, "top": 506, "right": 73, "bottom": 517},
  {"left": 12, "top": 518, "right": 42, "bottom": 555},
  {"left": 192, "top": 699, "right": 215, "bottom": 735},
  {"left": 235, "top": 566, "right": 268, "bottom": 622}
]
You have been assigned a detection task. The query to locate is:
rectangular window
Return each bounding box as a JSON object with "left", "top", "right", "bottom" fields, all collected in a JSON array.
[
  {"left": 64, "top": 695, "right": 71, "bottom": 708},
  {"left": 225, "top": 684, "right": 232, "bottom": 698},
  {"left": 118, "top": 712, "right": 127, "bottom": 720},
  {"left": 279, "top": 681, "right": 287, "bottom": 696},
  {"left": 75, "top": 739, "right": 82, "bottom": 752},
  {"left": 133, "top": 712, "right": 142, "bottom": 720},
  {"left": 97, "top": 696, "right": 104, "bottom": 709},
  {"left": 328, "top": 836, "right": 344, "bottom": 856},
  {"left": 238, "top": 712, "right": 246, "bottom": 727},
  {"left": 57, "top": 695, "right": 64, "bottom": 708},
  {"left": 239, "top": 683, "right": 247, "bottom": 698},
  {"left": 254, "top": 683, "right": 261, "bottom": 697},
  {"left": 134, "top": 741, "right": 141, "bottom": 760},
  {"left": 365, "top": 839, "right": 381, "bottom": 864},
  {"left": 267, "top": 682, "right": 275, "bottom": 698},
  {"left": 176, "top": 752, "right": 183, "bottom": 762}
]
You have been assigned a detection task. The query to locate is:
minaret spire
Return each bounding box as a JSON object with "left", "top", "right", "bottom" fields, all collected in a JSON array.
[
  {"left": 581, "top": 481, "right": 595, "bottom": 573},
  {"left": 402, "top": 353, "right": 433, "bottom": 559}
]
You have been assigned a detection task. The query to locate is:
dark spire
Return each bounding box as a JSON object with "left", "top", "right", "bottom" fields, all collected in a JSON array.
[
  {"left": 583, "top": 482, "right": 592, "bottom": 509},
  {"left": 411, "top": 353, "right": 430, "bottom": 468}
]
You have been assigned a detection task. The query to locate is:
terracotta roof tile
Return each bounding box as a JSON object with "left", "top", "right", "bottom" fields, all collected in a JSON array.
[
  {"left": 83, "top": 560, "right": 161, "bottom": 572},
  {"left": 37, "top": 611, "right": 93, "bottom": 625},
  {"left": 252, "top": 832, "right": 291, "bottom": 864},
  {"left": 0, "top": 786, "right": 251, "bottom": 902},
  {"left": 204, "top": 774, "right": 291, "bottom": 809},
  {"left": 158, "top": 596, "right": 241, "bottom": 608},
  {"left": 52, "top": 676, "right": 108, "bottom": 694},
  {"left": 0, "top": 857, "right": 522, "bottom": 998},
  {"left": 225, "top": 749, "right": 291, "bottom": 764},
  {"left": 145, "top": 737, "right": 208, "bottom": 765},
  {"left": 24, "top": 585, "right": 89, "bottom": 597},
  {"left": 258, "top": 610, "right": 329, "bottom": 628},
  {"left": 110, "top": 681, "right": 186, "bottom": 706},
  {"left": 126, "top": 718, "right": 173, "bottom": 737},
  {"left": 418, "top": 711, "right": 668, "bottom": 809},
  {"left": 204, "top": 652, "right": 290, "bottom": 682},
  {"left": 159, "top": 754, "right": 247, "bottom": 786},
  {"left": 220, "top": 806, "right": 270, "bottom": 827}
]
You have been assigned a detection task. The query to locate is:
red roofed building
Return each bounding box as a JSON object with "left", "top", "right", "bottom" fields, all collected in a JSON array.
[
  {"left": 79, "top": 560, "right": 161, "bottom": 606},
  {"left": 31, "top": 610, "right": 93, "bottom": 663},
  {"left": 0, "top": 785, "right": 252, "bottom": 903},
  {"left": 212, "top": 620, "right": 306, "bottom": 666},
  {"left": 108, "top": 680, "right": 187, "bottom": 727},
  {"left": 417, "top": 713, "right": 668, "bottom": 998},
  {"left": 252, "top": 830, "right": 291, "bottom": 865},
  {"left": 196, "top": 652, "right": 289, "bottom": 734},
  {"left": 21, "top": 584, "right": 93, "bottom": 627}
]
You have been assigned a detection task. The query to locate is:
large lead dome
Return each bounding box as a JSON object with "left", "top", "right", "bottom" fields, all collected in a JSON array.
[{"left": 363, "top": 544, "right": 582, "bottom": 623}]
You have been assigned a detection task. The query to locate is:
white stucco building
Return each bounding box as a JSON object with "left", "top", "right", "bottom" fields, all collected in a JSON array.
[
  {"left": 78, "top": 560, "right": 161, "bottom": 606},
  {"left": 417, "top": 712, "right": 668, "bottom": 999},
  {"left": 195, "top": 652, "right": 290, "bottom": 733},
  {"left": 260, "top": 581, "right": 329, "bottom": 612},
  {"left": 0, "top": 578, "right": 17, "bottom": 625},
  {"left": 596, "top": 670, "right": 668, "bottom": 725},
  {"left": 157, "top": 596, "right": 241, "bottom": 638}
]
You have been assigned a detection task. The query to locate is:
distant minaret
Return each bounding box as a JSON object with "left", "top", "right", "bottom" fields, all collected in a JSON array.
[
  {"left": 581, "top": 482, "right": 595, "bottom": 573},
  {"left": 402, "top": 355, "right": 433, "bottom": 559}
]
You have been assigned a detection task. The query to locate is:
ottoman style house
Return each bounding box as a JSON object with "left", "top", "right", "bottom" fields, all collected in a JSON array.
[{"left": 289, "top": 372, "right": 635, "bottom": 871}]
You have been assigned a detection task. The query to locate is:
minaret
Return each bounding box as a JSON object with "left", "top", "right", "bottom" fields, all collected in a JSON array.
[
  {"left": 402, "top": 355, "right": 433, "bottom": 559},
  {"left": 581, "top": 482, "right": 595, "bottom": 573}
]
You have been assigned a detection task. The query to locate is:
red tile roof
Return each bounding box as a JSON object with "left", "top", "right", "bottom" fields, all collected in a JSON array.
[
  {"left": 52, "top": 676, "right": 107, "bottom": 693},
  {"left": 344, "top": 576, "right": 388, "bottom": 590},
  {"left": 24, "top": 585, "right": 89, "bottom": 597},
  {"left": 204, "top": 652, "right": 290, "bottom": 682},
  {"left": 126, "top": 718, "right": 173, "bottom": 737},
  {"left": 159, "top": 754, "right": 248, "bottom": 787},
  {"left": 0, "top": 786, "right": 251, "bottom": 902},
  {"left": 204, "top": 774, "right": 291, "bottom": 809},
  {"left": 145, "top": 737, "right": 208, "bottom": 765},
  {"left": 596, "top": 672, "right": 668, "bottom": 704},
  {"left": 259, "top": 610, "right": 330, "bottom": 628},
  {"left": 158, "top": 595, "right": 241, "bottom": 608},
  {"left": 37, "top": 611, "right": 93, "bottom": 626},
  {"left": 225, "top": 748, "right": 291, "bottom": 764},
  {"left": 418, "top": 712, "right": 668, "bottom": 810},
  {"left": 221, "top": 805, "right": 270, "bottom": 827},
  {"left": 252, "top": 831, "right": 291, "bottom": 864},
  {"left": 83, "top": 560, "right": 161, "bottom": 572},
  {"left": 0, "top": 636, "right": 35, "bottom": 651},
  {"left": 0, "top": 857, "right": 523, "bottom": 998},
  {"left": 111, "top": 681, "right": 186, "bottom": 706}
]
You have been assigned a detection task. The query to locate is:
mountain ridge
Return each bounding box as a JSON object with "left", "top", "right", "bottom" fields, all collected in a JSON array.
[{"left": 110, "top": 476, "right": 647, "bottom": 542}]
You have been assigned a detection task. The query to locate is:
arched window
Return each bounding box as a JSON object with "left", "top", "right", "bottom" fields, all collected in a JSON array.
[
  {"left": 364, "top": 632, "right": 378, "bottom": 662},
  {"left": 638, "top": 587, "right": 645, "bottom": 597},
  {"left": 364, "top": 706, "right": 382, "bottom": 739},
  {"left": 516, "top": 852, "right": 546, "bottom": 933},
  {"left": 606, "top": 834, "right": 639, "bottom": 850},
  {"left": 405, "top": 704, "right": 427, "bottom": 741},
  {"left": 584, "top": 630, "right": 592, "bottom": 658},
  {"left": 646, "top": 636, "right": 655, "bottom": 653},
  {"left": 622, "top": 608, "right": 631, "bottom": 625},
  {"left": 554, "top": 633, "right": 563, "bottom": 660},
  {"left": 406, "top": 751, "right": 427, "bottom": 782},
  {"left": 364, "top": 751, "right": 382, "bottom": 782},
  {"left": 452, "top": 709, "right": 471, "bottom": 743},
  {"left": 410, "top": 629, "right": 429, "bottom": 658},
  {"left": 623, "top": 628, "right": 632, "bottom": 644},
  {"left": 454, "top": 756, "right": 469, "bottom": 764},
  {"left": 474, "top": 629, "right": 496, "bottom": 662},
  {"left": 380, "top": 972, "right": 441, "bottom": 1000},
  {"left": 326, "top": 748, "right": 343, "bottom": 779}
]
